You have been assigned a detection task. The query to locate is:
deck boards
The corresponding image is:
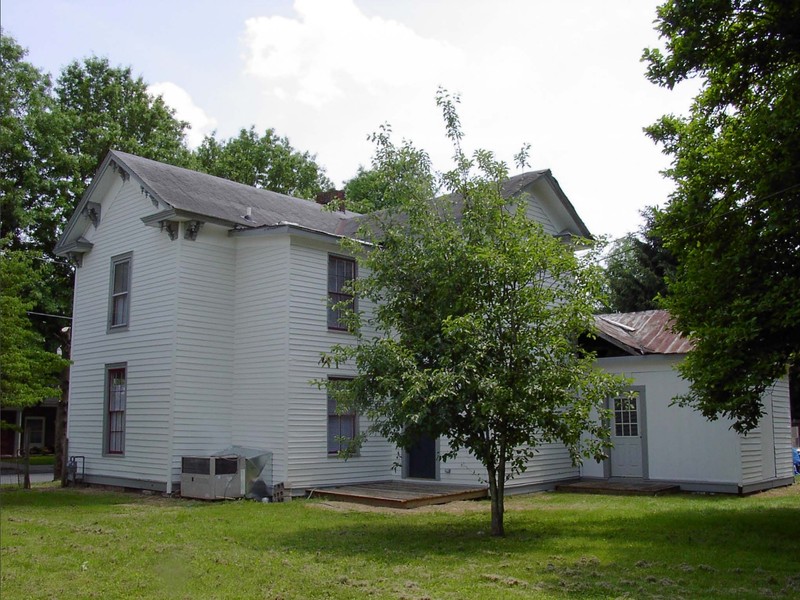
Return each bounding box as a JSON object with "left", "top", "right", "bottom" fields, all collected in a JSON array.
[
  {"left": 310, "top": 480, "right": 488, "bottom": 509},
  {"left": 555, "top": 480, "right": 681, "bottom": 496}
]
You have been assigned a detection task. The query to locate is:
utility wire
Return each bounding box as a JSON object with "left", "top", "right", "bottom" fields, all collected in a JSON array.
[{"left": 26, "top": 311, "right": 72, "bottom": 320}]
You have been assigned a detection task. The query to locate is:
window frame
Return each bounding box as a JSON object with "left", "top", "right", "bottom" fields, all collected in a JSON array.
[
  {"left": 327, "top": 378, "right": 358, "bottom": 456},
  {"left": 107, "top": 252, "right": 133, "bottom": 332},
  {"left": 104, "top": 363, "right": 127, "bottom": 456},
  {"left": 327, "top": 254, "right": 356, "bottom": 331}
]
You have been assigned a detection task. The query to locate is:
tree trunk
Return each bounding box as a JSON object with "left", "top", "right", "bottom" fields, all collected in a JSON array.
[
  {"left": 23, "top": 428, "right": 31, "bottom": 490},
  {"left": 55, "top": 369, "right": 69, "bottom": 483},
  {"left": 487, "top": 464, "right": 505, "bottom": 537},
  {"left": 55, "top": 338, "right": 71, "bottom": 485}
]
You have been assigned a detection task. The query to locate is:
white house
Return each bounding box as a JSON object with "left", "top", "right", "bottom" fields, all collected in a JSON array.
[
  {"left": 55, "top": 150, "right": 592, "bottom": 495},
  {"left": 56, "top": 151, "right": 793, "bottom": 496},
  {"left": 584, "top": 310, "right": 793, "bottom": 494}
]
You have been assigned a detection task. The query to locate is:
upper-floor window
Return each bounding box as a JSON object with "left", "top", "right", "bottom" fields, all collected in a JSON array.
[
  {"left": 327, "top": 255, "right": 355, "bottom": 330},
  {"left": 108, "top": 252, "right": 132, "bottom": 331}
]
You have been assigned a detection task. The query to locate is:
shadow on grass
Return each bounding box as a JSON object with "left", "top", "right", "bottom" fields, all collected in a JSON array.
[
  {"left": 262, "top": 496, "right": 800, "bottom": 565},
  {"left": 0, "top": 485, "right": 138, "bottom": 508}
]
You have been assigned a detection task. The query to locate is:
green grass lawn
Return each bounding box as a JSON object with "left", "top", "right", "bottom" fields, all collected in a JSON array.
[
  {"left": 3, "top": 455, "right": 55, "bottom": 466},
  {"left": 1, "top": 481, "right": 798, "bottom": 599}
]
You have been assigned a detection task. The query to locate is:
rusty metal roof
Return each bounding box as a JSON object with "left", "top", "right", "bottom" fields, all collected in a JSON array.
[{"left": 594, "top": 310, "right": 693, "bottom": 355}]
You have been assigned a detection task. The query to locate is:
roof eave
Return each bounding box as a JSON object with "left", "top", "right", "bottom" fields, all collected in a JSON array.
[
  {"left": 540, "top": 170, "right": 592, "bottom": 240},
  {"left": 593, "top": 331, "right": 644, "bottom": 356}
]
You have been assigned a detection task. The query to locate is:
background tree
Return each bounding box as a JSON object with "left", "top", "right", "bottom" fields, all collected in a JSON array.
[
  {"left": 0, "top": 245, "right": 71, "bottom": 486},
  {"left": 323, "top": 91, "right": 626, "bottom": 536},
  {"left": 1, "top": 34, "right": 193, "bottom": 478},
  {"left": 193, "top": 126, "right": 332, "bottom": 199},
  {"left": 643, "top": 0, "right": 800, "bottom": 431},
  {"left": 343, "top": 126, "right": 433, "bottom": 213},
  {"left": 2, "top": 33, "right": 339, "bottom": 477},
  {"left": 0, "top": 35, "right": 74, "bottom": 253},
  {"left": 604, "top": 207, "right": 676, "bottom": 313}
]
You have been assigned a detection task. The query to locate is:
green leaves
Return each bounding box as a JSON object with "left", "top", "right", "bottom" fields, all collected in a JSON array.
[
  {"left": 0, "top": 245, "right": 70, "bottom": 407},
  {"left": 323, "top": 92, "right": 627, "bottom": 535},
  {"left": 604, "top": 207, "right": 676, "bottom": 313},
  {"left": 192, "top": 126, "right": 332, "bottom": 199},
  {"left": 644, "top": 1, "right": 800, "bottom": 431}
]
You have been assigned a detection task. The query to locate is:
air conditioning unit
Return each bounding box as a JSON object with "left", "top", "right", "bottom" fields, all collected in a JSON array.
[{"left": 181, "top": 456, "right": 246, "bottom": 500}]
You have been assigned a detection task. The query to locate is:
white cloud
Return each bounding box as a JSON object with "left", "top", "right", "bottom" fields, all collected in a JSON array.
[
  {"left": 148, "top": 82, "right": 218, "bottom": 148},
  {"left": 242, "top": 0, "right": 463, "bottom": 109}
]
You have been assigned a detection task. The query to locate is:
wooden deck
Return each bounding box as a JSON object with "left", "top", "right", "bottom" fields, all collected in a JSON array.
[
  {"left": 309, "top": 480, "right": 489, "bottom": 509},
  {"left": 555, "top": 479, "right": 681, "bottom": 496}
]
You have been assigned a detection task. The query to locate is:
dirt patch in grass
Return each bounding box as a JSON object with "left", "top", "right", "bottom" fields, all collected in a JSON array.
[
  {"left": 308, "top": 491, "right": 594, "bottom": 515},
  {"left": 310, "top": 499, "right": 489, "bottom": 515}
]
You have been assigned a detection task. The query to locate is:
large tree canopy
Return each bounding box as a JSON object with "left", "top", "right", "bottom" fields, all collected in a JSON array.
[
  {"left": 323, "top": 91, "right": 626, "bottom": 536},
  {"left": 644, "top": 0, "right": 800, "bottom": 432},
  {"left": 0, "top": 35, "right": 74, "bottom": 254},
  {"left": 192, "top": 126, "right": 332, "bottom": 199},
  {"left": 55, "top": 56, "right": 193, "bottom": 199}
]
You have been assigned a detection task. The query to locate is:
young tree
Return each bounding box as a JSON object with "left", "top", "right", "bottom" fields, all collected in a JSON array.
[
  {"left": 193, "top": 126, "right": 332, "bottom": 199},
  {"left": 644, "top": 1, "right": 800, "bottom": 431},
  {"left": 604, "top": 207, "right": 676, "bottom": 313},
  {"left": 322, "top": 91, "right": 626, "bottom": 536}
]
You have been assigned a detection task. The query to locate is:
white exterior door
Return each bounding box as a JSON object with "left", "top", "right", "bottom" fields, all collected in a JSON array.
[{"left": 610, "top": 395, "right": 644, "bottom": 478}]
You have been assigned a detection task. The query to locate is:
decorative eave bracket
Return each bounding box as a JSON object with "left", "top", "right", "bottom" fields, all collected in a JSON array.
[
  {"left": 184, "top": 220, "right": 204, "bottom": 241},
  {"left": 109, "top": 159, "right": 130, "bottom": 183},
  {"left": 57, "top": 237, "right": 94, "bottom": 268},
  {"left": 140, "top": 186, "right": 159, "bottom": 208},
  {"left": 160, "top": 220, "right": 179, "bottom": 241},
  {"left": 142, "top": 210, "right": 208, "bottom": 241},
  {"left": 82, "top": 201, "right": 101, "bottom": 228}
]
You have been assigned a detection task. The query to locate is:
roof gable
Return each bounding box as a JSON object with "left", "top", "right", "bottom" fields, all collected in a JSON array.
[
  {"left": 56, "top": 150, "right": 358, "bottom": 255},
  {"left": 56, "top": 150, "right": 591, "bottom": 256}
]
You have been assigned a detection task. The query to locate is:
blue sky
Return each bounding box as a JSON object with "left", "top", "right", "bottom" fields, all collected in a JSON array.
[{"left": 3, "top": 0, "right": 698, "bottom": 239}]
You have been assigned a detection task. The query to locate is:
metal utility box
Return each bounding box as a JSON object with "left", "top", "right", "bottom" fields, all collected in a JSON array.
[{"left": 180, "top": 456, "right": 246, "bottom": 500}]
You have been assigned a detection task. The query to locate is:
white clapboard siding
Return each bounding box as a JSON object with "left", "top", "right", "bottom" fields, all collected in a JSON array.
[
  {"left": 740, "top": 377, "right": 792, "bottom": 485},
  {"left": 437, "top": 440, "right": 578, "bottom": 488},
  {"left": 769, "top": 377, "right": 793, "bottom": 478},
  {"left": 593, "top": 355, "right": 742, "bottom": 485},
  {"left": 524, "top": 189, "right": 558, "bottom": 235},
  {"left": 285, "top": 237, "right": 397, "bottom": 490},
  {"left": 169, "top": 224, "right": 237, "bottom": 483},
  {"left": 232, "top": 235, "right": 292, "bottom": 482},
  {"left": 68, "top": 177, "right": 178, "bottom": 486}
]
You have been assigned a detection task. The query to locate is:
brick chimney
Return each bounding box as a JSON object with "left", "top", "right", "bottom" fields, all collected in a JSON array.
[{"left": 315, "top": 189, "right": 346, "bottom": 212}]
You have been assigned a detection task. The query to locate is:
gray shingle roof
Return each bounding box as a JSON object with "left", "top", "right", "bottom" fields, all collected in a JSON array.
[
  {"left": 57, "top": 150, "right": 591, "bottom": 255},
  {"left": 111, "top": 150, "right": 360, "bottom": 235}
]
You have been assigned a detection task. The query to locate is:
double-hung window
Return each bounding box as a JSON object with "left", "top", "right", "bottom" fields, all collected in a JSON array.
[
  {"left": 327, "top": 255, "right": 355, "bottom": 330},
  {"left": 105, "top": 365, "right": 127, "bottom": 455},
  {"left": 108, "top": 252, "right": 132, "bottom": 331},
  {"left": 327, "top": 380, "right": 357, "bottom": 455}
]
